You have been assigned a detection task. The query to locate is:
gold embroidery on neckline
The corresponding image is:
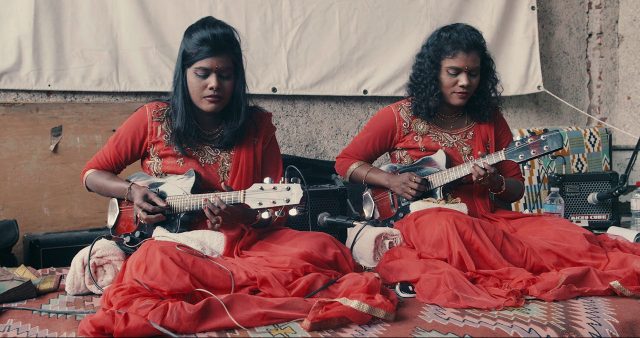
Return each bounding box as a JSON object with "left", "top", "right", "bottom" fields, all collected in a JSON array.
[
  {"left": 150, "top": 105, "right": 233, "bottom": 183},
  {"left": 397, "top": 102, "right": 476, "bottom": 161}
]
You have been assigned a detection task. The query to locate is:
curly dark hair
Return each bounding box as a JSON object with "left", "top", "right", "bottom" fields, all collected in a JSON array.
[{"left": 407, "top": 23, "right": 502, "bottom": 122}]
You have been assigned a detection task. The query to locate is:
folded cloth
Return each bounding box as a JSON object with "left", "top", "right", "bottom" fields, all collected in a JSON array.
[
  {"left": 346, "top": 224, "right": 403, "bottom": 269},
  {"left": 409, "top": 197, "right": 468, "bottom": 215},
  {"left": 65, "top": 238, "right": 126, "bottom": 295},
  {"left": 151, "top": 226, "right": 225, "bottom": 257}
]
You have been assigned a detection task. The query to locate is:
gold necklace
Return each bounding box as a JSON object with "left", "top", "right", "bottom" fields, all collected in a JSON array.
[
  {"left": 435, "top": 112, "right": 467, "bottom": 130},
  {"left": 435, "top": 110, "right": 464, "bottom": 120},
  {"left": 196, "top": 124, "right": 224, "bottom": 143}
]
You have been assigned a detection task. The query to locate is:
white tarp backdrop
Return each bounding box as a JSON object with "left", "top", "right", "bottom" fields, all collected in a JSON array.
[{"left": 0, "top": 0, "right": 542, "bottom": 96}]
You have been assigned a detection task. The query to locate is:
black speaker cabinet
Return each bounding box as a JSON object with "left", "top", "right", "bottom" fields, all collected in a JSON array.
[
  {"left": 550, "top": 172, "right": 620, "bottom": 230},
  {"left": 282, "top": 154, "right": 338, "bottom": 185},
  {"left": 0, "top": 219, "right": 19, "bottom": 267},
  {"left": 285, "top": 184, "right": 349, "bottom": 243},
  {"left": 23, "top": 227, "right": 110, "bottom": 269}
]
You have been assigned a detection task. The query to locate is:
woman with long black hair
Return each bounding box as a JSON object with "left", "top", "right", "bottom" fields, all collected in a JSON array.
[{"left": 80, "top": 16, "right": 396, "bottom": 336}]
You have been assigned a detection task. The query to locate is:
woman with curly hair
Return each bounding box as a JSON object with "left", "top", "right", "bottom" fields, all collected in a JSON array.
[{"left": 335, "top": 23, "right": 640, "bottom": 309}]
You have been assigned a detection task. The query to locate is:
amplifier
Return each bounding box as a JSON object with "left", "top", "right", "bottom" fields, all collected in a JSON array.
[
  {"left": 285, "top": 183, "right": 349, "bottom": 243},
  {"left": 550, "top": 172, "right": 620, "bottom": 230},
  {"left": 23, "top": 227, "right": 110, "bottom": 269}
]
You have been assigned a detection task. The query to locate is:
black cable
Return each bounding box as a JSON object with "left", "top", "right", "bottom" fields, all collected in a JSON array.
[
  {"left": 303, "top": 278, "right": 338, "bottom": 298},
  {"left": 285, "top": 165, "right": 312, "bottom": 231},
  {"left": 619, "top": 135, "right": 640, "bottom": 186},
  {"left": 87, "top": 234, "right": 109, "bottom": 293},
  {"left": 548, "top": 154, "right": 567, "bottom": 175},
  {"left": 349, "top": 223, "right": 369, "bottom": 254}
]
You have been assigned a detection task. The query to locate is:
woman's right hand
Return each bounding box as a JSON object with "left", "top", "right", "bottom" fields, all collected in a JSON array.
[
  {"left": 129, "top": 184, "right": 169, "bottom": 224},
  {"left": 387, "top": 172, "right": 427, "bottom": 200}
]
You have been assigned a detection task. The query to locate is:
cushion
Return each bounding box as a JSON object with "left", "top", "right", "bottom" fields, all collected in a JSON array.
[{"left": 510, "top": 127, "right": 612, "bottom": 213}]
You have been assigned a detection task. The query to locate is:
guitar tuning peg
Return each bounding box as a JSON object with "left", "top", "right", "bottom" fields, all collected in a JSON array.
[
  {"left": 260, "top": 209, "right": 273, "bottom": 219},
  {"left": 290, "top": 177, "right": 301, "bottom": 184},
  {"left": 279, "top": 177, "right": 286, "bottom": 184},
  {"left": 263, "top": 177, "right": 274, "bottom": 184},
  {"left": 288, "top": 206, "right": 306, "bottom": 216}
]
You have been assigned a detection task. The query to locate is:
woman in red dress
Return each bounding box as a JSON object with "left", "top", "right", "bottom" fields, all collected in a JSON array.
[
  {"left": 79, "top": 16, "right": 396, "bottom": 336},
  {"left": 335, "top": 23, "right": 640, "bottom": 309}
]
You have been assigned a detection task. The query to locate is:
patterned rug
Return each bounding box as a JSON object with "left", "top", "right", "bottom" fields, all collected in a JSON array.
[{"left": 1, "top": 268, "right": 639, "bottom": 337}]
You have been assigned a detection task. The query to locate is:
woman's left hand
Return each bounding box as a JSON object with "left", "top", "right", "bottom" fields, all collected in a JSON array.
[
  {"left": 203, "top": 184, "right": 258, "bottom": 230},
  {"left": 470, "top": 162, "right": 503, "bottom": 192}
]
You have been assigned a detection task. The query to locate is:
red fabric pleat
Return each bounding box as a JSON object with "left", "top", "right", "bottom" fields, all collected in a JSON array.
[
  {"left": 377, "top": 207, "right": 640, "bottom": 309},
  {"left": 79, "top": 229, "right": 397, "bottom": 336}
]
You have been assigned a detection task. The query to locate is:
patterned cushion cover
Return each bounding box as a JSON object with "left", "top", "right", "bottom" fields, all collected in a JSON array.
[{"left": 510, "top": 127, "right": 612, "bottom": 213}]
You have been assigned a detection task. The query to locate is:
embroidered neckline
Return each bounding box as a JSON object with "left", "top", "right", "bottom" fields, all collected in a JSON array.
[
  {"left": 428, "top": 121, "right": 476, "bottom": 134},
  {"left": 396, "top": 101, "right": 476, "bottom": 162},
  {"left": 147, "top": 105, "right": 233, "bottom": 183}
]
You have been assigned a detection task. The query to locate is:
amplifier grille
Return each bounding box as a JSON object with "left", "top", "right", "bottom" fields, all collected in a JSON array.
[
  {"left": 285, "top": 184, "right": 348, "bottom": 243},
  {"left": 551, "top": 172, "right": 620, "bottom": 230}
]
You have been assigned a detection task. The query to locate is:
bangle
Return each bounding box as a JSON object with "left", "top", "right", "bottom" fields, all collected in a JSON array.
[
  {"left": 362, "top": 166, "right": 374, "bottom": 185},
  {"left": 489, "top": 175, "right": 506, "bottom": 195},
  {"left": 124, "top": 181, "right": 135, "bottom": 202}
]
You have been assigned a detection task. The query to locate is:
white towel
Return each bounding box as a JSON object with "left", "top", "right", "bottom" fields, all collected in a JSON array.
[
  {"left": 151, "top": 227, "right": 225, "bottom": 257},
  {"left": 346, "top": 224, "right": 403, "bottom": 269},
  {"left": 65, "top": 227, "right": 226, "bottom": 296},
  {"left": 65, "top": 238, "right": 126, "bottom": 295},
  {"left": 606, "top": 226, "right": 640, "bottom": 243}
]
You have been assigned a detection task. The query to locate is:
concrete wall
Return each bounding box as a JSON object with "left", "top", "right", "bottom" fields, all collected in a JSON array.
[{"left": 1, "top": 0, "right": 639, "bottom": 260}]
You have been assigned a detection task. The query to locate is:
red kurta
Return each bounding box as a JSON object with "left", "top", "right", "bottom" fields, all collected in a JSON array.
[
  {"left": 336, "top": 98, "right": 640, "bottom": 309},
  {"left": 79, "top": 102, "right": 397, "bottom": 335}
]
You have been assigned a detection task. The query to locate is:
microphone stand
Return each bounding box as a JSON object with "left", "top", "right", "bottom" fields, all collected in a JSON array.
[{"left": 612, "top": 135, "right": 640, "bottom": 198}]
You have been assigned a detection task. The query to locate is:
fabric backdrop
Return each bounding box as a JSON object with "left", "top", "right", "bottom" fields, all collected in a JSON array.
[{"left": 0, "top": 0, "right": 542, "bottom": 96}]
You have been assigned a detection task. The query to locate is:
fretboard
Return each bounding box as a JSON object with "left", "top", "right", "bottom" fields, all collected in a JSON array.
[
  {"left": 425, "top": 150, "right": 506, "bottom": 190},
  {"left": 165, "top": 191, "right": 244, "bottom": 214}
]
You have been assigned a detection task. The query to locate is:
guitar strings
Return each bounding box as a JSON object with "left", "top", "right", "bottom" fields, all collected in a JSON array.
[
  {"left": 116, "top": 189, "right": 303, "bottom": 208},
  {"left": 368, "top": 130, "right": 563, "bottom": 203}
]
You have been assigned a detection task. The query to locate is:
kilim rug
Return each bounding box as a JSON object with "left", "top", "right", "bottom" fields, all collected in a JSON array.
[{"left": 1, "top": 268, "right": 639, "bottom": 337}]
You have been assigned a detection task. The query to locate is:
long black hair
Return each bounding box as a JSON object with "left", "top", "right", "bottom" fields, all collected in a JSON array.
[
  {"left": 407, "top": 23, "right": 502, "bottom": 122},
  {"left": 169, "top": 16, "right": 254, "bottom": 152}
]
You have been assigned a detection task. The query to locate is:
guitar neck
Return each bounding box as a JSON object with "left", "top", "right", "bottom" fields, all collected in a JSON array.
[
  {"left": 425, "top": 150, "right": 506, "bottom": 190},
  {"left": 164, "top": 191, "right": 243, "bottom": 214}
]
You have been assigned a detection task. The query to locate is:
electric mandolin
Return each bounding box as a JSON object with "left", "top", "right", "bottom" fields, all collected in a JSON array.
[
  {"left": 105, "top": 169, "right": 303, "bottom": 250},
  {"left": 362, "top": 131, "right": 564, "bottom": 225}
]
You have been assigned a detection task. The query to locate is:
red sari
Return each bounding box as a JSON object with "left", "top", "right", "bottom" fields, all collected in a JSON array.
[
  {"left": 78, "top": 102, "right": 397, "bottom": 335},
  {"left": 336, "top": 99, "right": 640, "bottom": 309}
]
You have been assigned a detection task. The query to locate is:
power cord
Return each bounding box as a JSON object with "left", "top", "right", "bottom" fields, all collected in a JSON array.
[
  {"left": 87, "top": 234, "right": 109, "bottom": 293},
  {"left": 285, "top": 165, "right": 312, "bottom": 231}
]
